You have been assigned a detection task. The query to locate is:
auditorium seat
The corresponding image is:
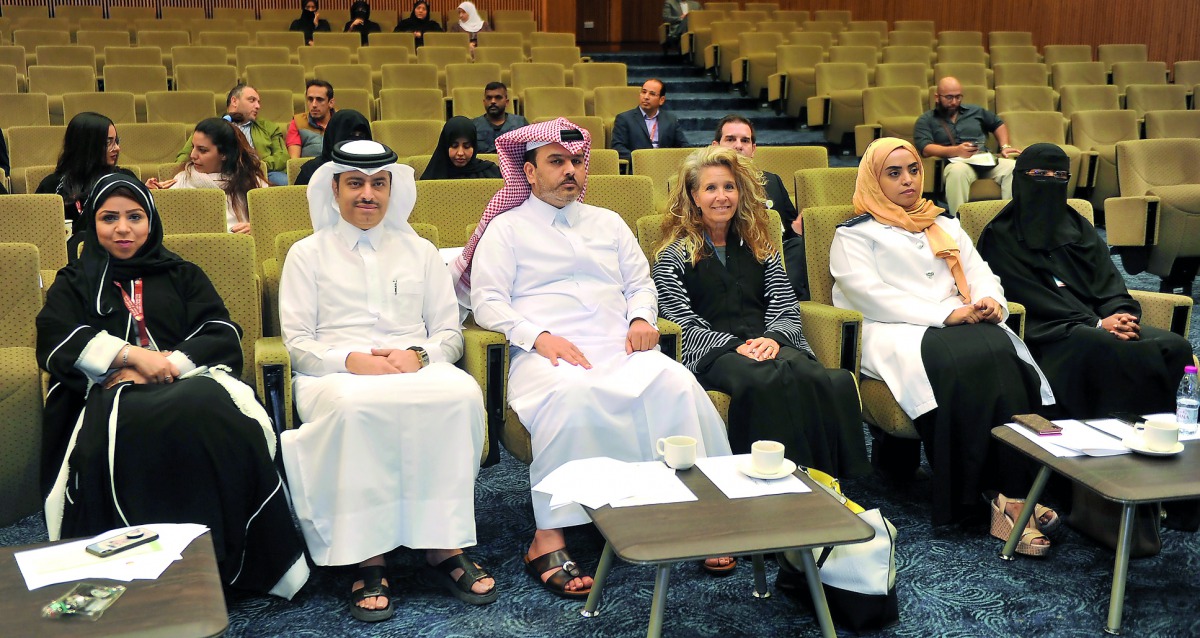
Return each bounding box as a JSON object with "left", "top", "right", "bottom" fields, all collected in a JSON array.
[
  {"left": 855, "top": 85, "right": 926, "bottom": 156},
  {"left": 104, "top": 64, "right": 168, "bottom": 120},
  {"left": 993, "top": 62, "right": 1049, "bottom": 88},
  {"left": 379, "top": 87, "right": 446, "bottom": 121},
  {"left": 807, "top": 61, "right": 870, "bottom": 144},
  {"left": 28, "top": 65, "right": 96, "bottom": 124},
  {"left": 1070, "top": 109, "right": 1138, "bottom": 212},
  {"left": 381, "top": 63, "right": 437, "bottom": 90},
  {"left": 371, "top": 119, "right": 444, "bottom": 159},
  {"left": 937, "top": 31, "right": 983, "bottom": 48},
  {"left": 769, "top": 45, "right": 824, "bottom": 118},
  {"left": 1043, "top": 44, "right": 1092, "bottom": 67},
  {"left": 1144, "top": 110, "right": 1200, "bottom": 139},
  {"left": 153, "top": 188, "right": 228, "bottom": 235},
  {"left": 63, "top": 91, "right": 136, "bottom": 124},
  {"left": 1059, "top": 84, "right": 1120, "bottom": 118},
  {"left": 145, "top": 90, "right": 217, "bottom": 124}
]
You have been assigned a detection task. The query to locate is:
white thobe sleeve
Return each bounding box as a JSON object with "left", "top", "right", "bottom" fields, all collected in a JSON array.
[
  {"left": 952, "top": 222, "right": 1009, "bottom": 320},
  {"left": 405, "top": 246, "right": 463, "bottom": 364},
  {"left": 615, "top": 221, "right": 658, "bottom": 326},
  {"left": 830, "top": 228, "right": 953, "bottom": 328},
  {"left": 470, "top": 223, "right": 547, "bottom": 352},
  {"left": 279, "top": 243, "right": 353, "bottom": 376}
]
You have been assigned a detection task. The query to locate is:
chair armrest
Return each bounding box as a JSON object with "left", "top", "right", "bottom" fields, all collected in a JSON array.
[
  {"left": 1080, "top": 149, "right": 1099, "bottom": 190},
  {"left": 40, "top": 269, "right": 56, "bottom": 303},
  {"left": 1104, "top": 196, "right": 1160, "bottom": 246},
  {"left": 806, "top": 95, "right": 829, "bottom": 127},
  {"left": 462, "top": 321, "right": 508, "bottom": 467},
  {"left": 254, "top": 336, "right": 293, "bottom": 432},
  {"left": 767, "top": 72, "right": 785, "bottom": 103},
  {"left": 1005, "top": 302, "right": 1026, "bottom": 340},
  {"left": 853, "top": 123, "right": 882, "bottom": 157},
  {"left": 658, "top": 23, "right": 668, "bottom": 45},
  {"left": 798, "top": 301, "right": 862, "bottom": 375},
  {"left": 704, "top": 44, "right": 719, "bottom": 70},
  {"left": 682, "top": 32, "right": 694, "bottom": 56},
  {"left": 731, "top": 56, "right": 748, "bottom": 85},
  {"left": 1129, "top": 290, "right": 1193, "bottom": 337},
  {"left": 262, "top": 257, "right": 281, "bottom": 338},
  {"left": 657, "top": 318, "right": 683, "bottom": 361}
]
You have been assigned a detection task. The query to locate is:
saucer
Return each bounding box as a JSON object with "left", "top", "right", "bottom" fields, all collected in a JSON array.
[
  {"left": 1123, "top": 435, "right": 1184, "bottom": 457},
  {"left": 737, "top": 458, "right": 797, "bottom": 480}
]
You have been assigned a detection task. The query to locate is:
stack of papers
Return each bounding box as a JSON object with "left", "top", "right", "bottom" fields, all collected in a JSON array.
[
  {"left": 948, "top": 152, "right": 997, "bottom": 167},
  {"left": 531, "top": 457, "right": 697, "bottom": 510},
  {"left": 1006, "top": 419, "right": 1130, "bottom": 457},
  {"left": 696, "top": 455, "right": 811, "bottom": 499},
  {"left": 15, "top": 523, "right": 208, "bottom": 590}
]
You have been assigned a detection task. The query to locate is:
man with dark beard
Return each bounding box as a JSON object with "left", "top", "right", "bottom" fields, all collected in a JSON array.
[{"left": 471, "top": 82, "right": 528, "bottom": 154}]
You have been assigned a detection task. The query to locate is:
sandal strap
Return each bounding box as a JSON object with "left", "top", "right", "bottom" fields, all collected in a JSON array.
[
  {"left": 526, "top": 549, "right": 582, "bottom": 579},
  {"left": 353, "top": 564, "right": 390, "bottom": 599},
  {"left": 434, "top": 553, "right": 491, "bottom": 593}
]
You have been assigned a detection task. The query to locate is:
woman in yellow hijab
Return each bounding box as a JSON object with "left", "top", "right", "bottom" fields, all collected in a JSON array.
[{"left": 830, "top": 138, "right": 1057, "bottom": 556}]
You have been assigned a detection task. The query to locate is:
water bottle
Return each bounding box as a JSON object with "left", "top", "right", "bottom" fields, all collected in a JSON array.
[{"left": 1175, "top": 365, "right": 1199, "bottom": 435}]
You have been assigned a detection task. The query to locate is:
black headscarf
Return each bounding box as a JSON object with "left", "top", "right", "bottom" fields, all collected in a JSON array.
[
  {"left": 295, "top": 109, "right": 372, "bottom": 186},
  {"left": 350, "top": 0, "right": 370, "bottom": 20},
  {"left": 68, "top": 173, "right": 186, "bottom": 316},
  {"left": 396, "top": 0, "right": 440, "bottom": 32},
  {"left": 977, "top": 143, "right": 1138, "bottom": 342},
  {"left": 422, "top": 116, "right": 500, "bottom": 180}
]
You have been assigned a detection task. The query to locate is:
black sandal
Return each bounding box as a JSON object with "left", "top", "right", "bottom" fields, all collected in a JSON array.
[
  {"left": 421, "top": 553, "right": 499, "bottom": 605},
  {"left": 349, "top": 564, "right": 393, "bottom": 622},
  {"left": 523, "top": 548, "right": 591, "bottom": 599}
]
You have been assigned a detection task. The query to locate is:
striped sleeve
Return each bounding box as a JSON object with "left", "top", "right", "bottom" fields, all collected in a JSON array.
[
  {"left": 651, "top": 242, "right": 741, "bottom": 372},
  {"left": 762, "top": 251, "right": 813, "bottom": 356}
]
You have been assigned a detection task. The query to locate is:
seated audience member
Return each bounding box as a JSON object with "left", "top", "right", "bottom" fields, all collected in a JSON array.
[
  {"left": 450, "top": 1, "right": 491, "bottom": 48},
  {"left": 711, "top": 114, "right": 808, "bottom": 300},
  {"left": 472, "top": 82, "right": 527, "bottom": 154},
  {"left": 37, "top": 112, "right": 137, "bottom": 233},
  {"left": 290, "top": 0, "right": 331, "bottom": 45},
  {"left": 296, "top": 109, "right": 373, "bottom": 187},
  {"left": 344, "top": 0, "right": 382, "bottom": 46},
  {"left": 653, "top": 146, "right": 868, "bottom": 475},
  {"left": 662, "top": 0, "right": 702, "bottom": 47},
  {"left": 977, "top": 144, "right": 1194, "bottom": 418},
  {"left": 37, "top": 173, "right": 309, "bottom": 599},
  {"left": 462, "top": 119, "right": 732, "bottom": 597},
  {"left": 423, "top": 116, "right": 501, "bottom": 180},
  {"left": 175, "top": 84, "right": 289, "bottom": 186},
  {"left": 288, "top": 79, "right": 337, "bottom": 160},
  {"left": 395, "top": 0, "right": 442, "bottom": 47},
  {"left": 280, "top": 140, "right": 494, "bottom": 621},
  {"left": 914, "top": 76, "right": 1020, "bottom": 215},
  {"left": 611, "top": 79, "right": 689, "bottom": 163},
  {"left": 830, "top": 138, "right": 1057, "bottom": 555},
  {"left": 150, "top": 118, "right": 268, "bottom": 235}
]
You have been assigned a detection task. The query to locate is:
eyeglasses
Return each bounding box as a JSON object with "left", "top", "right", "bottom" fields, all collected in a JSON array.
[
  {"left": 937, "top": 94, "right": 963, "bottom": 102},
  {"left": 1024, "top": 169, "right": 1070, "bottom": 180},
  {"left": 106, "top": 136, "right": 120, "bottom": 150}
]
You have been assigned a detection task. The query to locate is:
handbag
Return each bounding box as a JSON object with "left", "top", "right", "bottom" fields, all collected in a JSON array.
[
  {"left": 779, "top": 468, "right": 899, "bottom": 632},
  {"left": 1067, "top": 486, "right": 1162, "bottom": 558}
]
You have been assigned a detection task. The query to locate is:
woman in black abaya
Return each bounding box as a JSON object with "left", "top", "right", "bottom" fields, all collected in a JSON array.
[
  {"left": 422, "top": 116, "right": 501, "bottom": 180},
  {"left": 977, "top": 143, "right": 1194, "bottom": 419},
  {"left": 37, "top": 174, "right": 308, "bottom": 598}
]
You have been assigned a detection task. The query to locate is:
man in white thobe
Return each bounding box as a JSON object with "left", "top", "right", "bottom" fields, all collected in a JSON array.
[
  {"left": 279, "top": 140, "right": 495, "bottom": 621},
  {"left": 458, "top": 118, "right": 730, "bottom": 599}
]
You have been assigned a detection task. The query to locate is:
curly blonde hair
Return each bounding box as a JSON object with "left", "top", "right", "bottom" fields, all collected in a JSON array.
[{"left": 656, "top": 145, "right": 775, "bottom": 266}]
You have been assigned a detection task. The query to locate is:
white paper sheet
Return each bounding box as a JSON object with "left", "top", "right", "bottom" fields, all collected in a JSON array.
[
  {"left": 947, "top": 151, "right": 997, "bottom": 167},
  {"left": 695, "top": 454, "right": 811, "bottom": 499},
  {"left": 15, "top": 523, "right": 209, "bottom": 591},
  {"left": 532, "top": 457, "right": 697, "bottom": 510},
  {"left": 1006, "top": 419, "right": 1130, "bottom": 457}
]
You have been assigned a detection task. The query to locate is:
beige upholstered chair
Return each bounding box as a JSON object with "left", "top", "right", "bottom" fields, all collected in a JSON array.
[
  {"left": 0, "top": 195, "right": 68, "bottom": 293},
  {"left": 632, "top": 148, "right": 702, "bottom": 212},
  {"left": 855, "top": 85, "right": 925, "bottom": 156},
  {"left": 807, "top": 62, "right": 870, "bottom": 144},
  {"left": 1070, "top": 110, "right": 1139, "bottom": 213},
  {"left": 794, "top": 167, "right": 858, "bottom": 214},
  {"left": 408, "top": 178, "right": 503, "bottom": 248},
  {"left": 584, "top": 175, "right": 657, "bottom": 231},
  {"left": 153, "top": 188, "right": 228, "bottom": 235},
  {"left": 767, "top": 45, "right": 823, "bottom": 116},
  {"left": 1106, "top": 139, "right": 1200, "bottom": 293},
  {"left": 1144, "top": 111, "right": 1200, "bottom": 140},
  {"left": 0, "top": 243, "right": 46, "bottom": 527},
  {"left": 7, "top": 125, "right": 65, "bottom": 194},
  {"left": 378, "top": 88, "right": 446, "bottom": 122},
  {"left": 371, "top": 120, "right": 443, "bottom": 159}
]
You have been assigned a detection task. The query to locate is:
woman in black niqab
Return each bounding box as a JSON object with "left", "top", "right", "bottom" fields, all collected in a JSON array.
[
  {"left": 977, "top": 143, "right": 1194, "bottom": 418},
  {"left": 295, "top": 108, "right": 372, "bottom": 186},
  {"left": 421, "top": 116, "right": 500, "bottom": 180}
]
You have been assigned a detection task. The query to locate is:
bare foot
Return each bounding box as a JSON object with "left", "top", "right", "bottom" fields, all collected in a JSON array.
[
  {"left": 352, "top": 555, "right": 389, "bottom": 611},
  {"left": 704, "top": 556, "right": 736, "bottom": 570},
  {"left": 427, "top": 548, "right": 495, "bottom": 595},
  {"left": 528, "top": 528, "right": 593, "bottom": 593}
]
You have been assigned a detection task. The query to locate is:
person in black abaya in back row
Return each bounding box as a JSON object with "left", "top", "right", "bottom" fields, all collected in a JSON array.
[
  {"left": 295, "top": 109, "right": 372, "bottom": 186},
  {"left": 977, "top": 143, "right": 1194, "bottom": 420}
]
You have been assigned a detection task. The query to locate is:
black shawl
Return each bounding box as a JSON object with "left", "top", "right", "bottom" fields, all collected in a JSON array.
[
  {"left": 977, "top": 143, "right": 1139, "bottom": 343},
  {"left": 395, "top": 0, "right": 443, "bottom": 46},
  {"left": 421, "top": 116, "right": 501, "bottom": 180}
]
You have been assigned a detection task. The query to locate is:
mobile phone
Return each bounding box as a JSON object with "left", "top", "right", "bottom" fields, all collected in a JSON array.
[
  {"left": 1109, "top": 411, "right": 1146, "bottom": 426},
  {"left": 1013, "top": 413, "right": 1063, "bottom": 436},
  {"left": 85, "top": 528, "right": 159, "bottom": 558}
]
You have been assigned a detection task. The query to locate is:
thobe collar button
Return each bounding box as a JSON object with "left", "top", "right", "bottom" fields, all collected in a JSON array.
[
  {"left": 925, "top": 271, "right": 934, "bottom": 278},
  {"left": 917, "top": 241, "right": 924, "bottom": 249}
]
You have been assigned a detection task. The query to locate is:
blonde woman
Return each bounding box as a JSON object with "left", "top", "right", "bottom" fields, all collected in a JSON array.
[{"left": 653, "top": 146, "right": 868, "bottom": 480}]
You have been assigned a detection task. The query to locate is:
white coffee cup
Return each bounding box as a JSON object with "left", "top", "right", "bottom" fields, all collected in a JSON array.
[
  {"left": 656, "top": 435, "right": 697, "bottom": 470},
  {"left": 751, "top": 440, "right": 786, "bottom": 474},
  {"left": 1143, "top": 420, "right": 1180, "bottom": 452}
]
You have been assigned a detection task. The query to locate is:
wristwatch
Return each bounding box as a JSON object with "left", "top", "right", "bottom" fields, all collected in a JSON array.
[
  {"left": 407, "top": 346, "right": 429, "bottom": 368},
  {"left": 1000, "top": 144, "right": 1013, "bottom": 149}
]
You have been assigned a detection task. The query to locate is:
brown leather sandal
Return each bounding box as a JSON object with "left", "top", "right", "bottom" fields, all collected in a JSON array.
[{"left": 523, "top": 548, "right": 591, "bottom": 599}]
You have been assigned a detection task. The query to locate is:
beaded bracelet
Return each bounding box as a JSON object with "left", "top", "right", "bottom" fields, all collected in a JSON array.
[{"left": 121, "top": 345, "right": 130, "bottom": 367}]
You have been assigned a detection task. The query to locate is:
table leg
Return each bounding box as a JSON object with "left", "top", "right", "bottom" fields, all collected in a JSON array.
[
  {"left": 1000, "top": 466, "right": 1052, "bottom": 561},
  {"left": 751, "top": 553, "right": 770, "bottom": 598},
  {"left": 646, "top": 563, "right": 672, "bottom": 638},
  {"left": 581, "top": 541, "right": 615, "bottom": 618},
  {"left": 1104, "top": 503, "right": 1136, "bottom": 635},
  {"left": 797, "top": 550, "right": 836, "bottom": 638}
]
